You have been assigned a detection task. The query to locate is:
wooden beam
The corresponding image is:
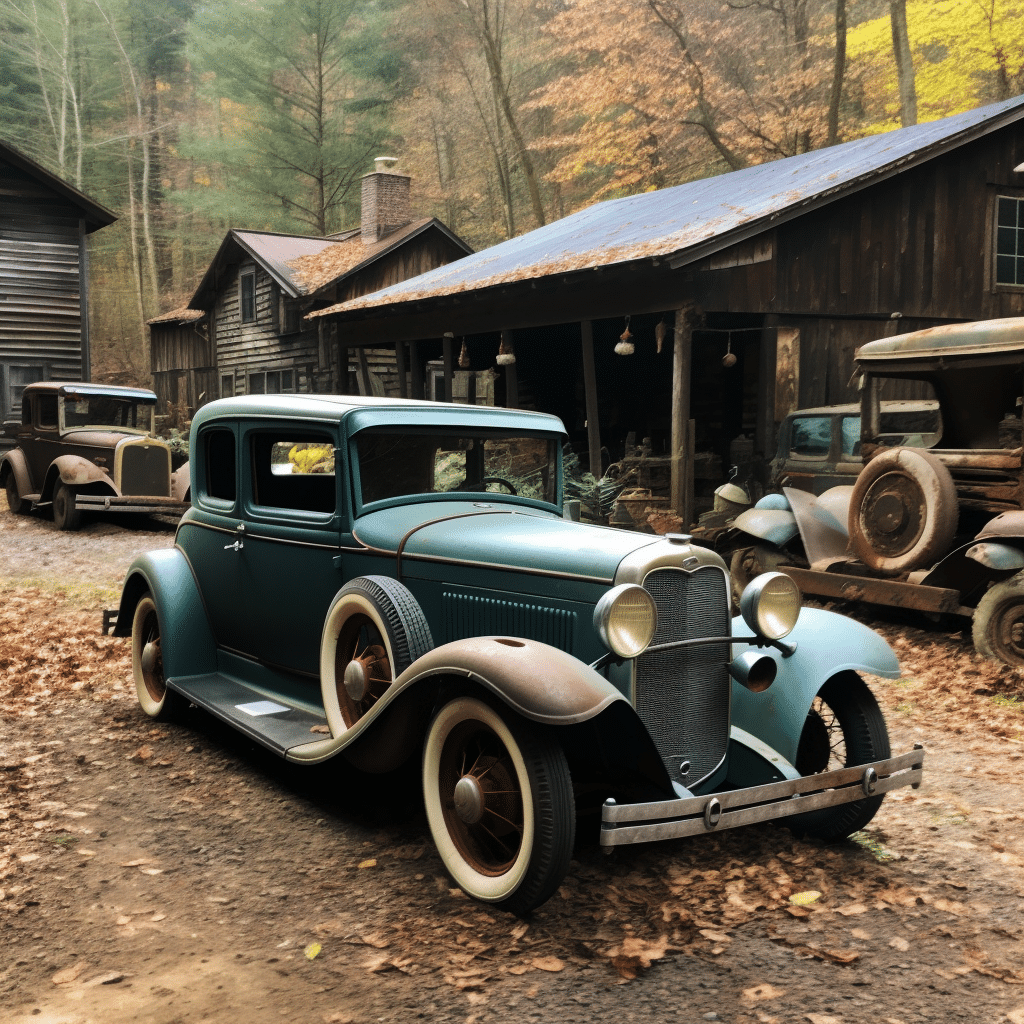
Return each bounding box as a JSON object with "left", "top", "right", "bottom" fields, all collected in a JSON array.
[
  {"left": 395, "top": 341, "right": 408, "bottom": 398},
  {"left": 442, "top": 333, "right": 454, "bottom": 403},
  {"left": 670, "top": 304, "right": 695, "bottom": 525},
  {"left": 336, "top": 337, "right": 349, "bottom": 395},
  {"left": 356, "top": 346, "right": 372, "bottom": 396},
  {"left": 409, "top": 341, "right": 424, "bottom": 399},
  {"left": 501, "top": 330, "right": 519, "bottom": 409},
  {"left": 580, "top": 320, "right": 602, "bottom": 477}
]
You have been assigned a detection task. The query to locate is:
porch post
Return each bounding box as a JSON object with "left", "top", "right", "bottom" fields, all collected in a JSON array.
[
  {"left": 580, "top": 320, "right": 602, "bottom": 478},
  {"left": 409, "top": 341, "right": 424, "bottom": 400},
  {"left": 395, "top": 341, "right": 408, "bottom": 398},
  {"left": 442, "top": 333, "right": 454, "bottom": 402},
  {"left": 671, "top": 304, "right": 695, "bottom": 527}
]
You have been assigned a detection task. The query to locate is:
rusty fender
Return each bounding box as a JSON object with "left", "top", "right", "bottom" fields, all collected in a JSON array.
[
  {"left": 48, "top": 455, "right": 117, "bottom": 495},
  {"left": 0, "top": 449, "right": 31, "bottom": 496},
  {"left": 286, "top": 636, "right": 632, "bottom": 765}
]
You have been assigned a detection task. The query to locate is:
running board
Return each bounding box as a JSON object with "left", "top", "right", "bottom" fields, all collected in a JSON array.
[{"left": 168, "top": 673, "right": 329, "bottom": 756}]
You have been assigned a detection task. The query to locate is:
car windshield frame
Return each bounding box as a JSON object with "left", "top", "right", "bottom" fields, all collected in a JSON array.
[
  {"left": 59, "top": 395, "right": 155, "bottom": 435},
  {"left": 350, "top": 426, "right": 563, "bottom": 515}
]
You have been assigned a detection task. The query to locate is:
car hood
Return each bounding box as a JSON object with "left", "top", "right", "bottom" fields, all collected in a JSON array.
[
  {"left": 60, "top": 429, "right": 156, "bottom": 447},
  {"left": 352, "top": 502, "right": 663, "bottom": 582}
]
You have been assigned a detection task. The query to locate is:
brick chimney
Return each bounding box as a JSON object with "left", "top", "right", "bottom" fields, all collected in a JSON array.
[{"left": 361, "top": 156, "right": 411, "bottom": 244}]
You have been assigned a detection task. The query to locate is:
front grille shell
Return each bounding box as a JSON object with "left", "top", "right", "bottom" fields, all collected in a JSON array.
[
  {"left": 615, "top": 541, "right": 732, "bottom": 788},
  {"left": 115, "top": 438, "right": 172, "bottom": 496}
]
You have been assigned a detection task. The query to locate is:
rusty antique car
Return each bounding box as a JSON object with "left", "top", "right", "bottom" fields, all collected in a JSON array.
[
  {"left": 724, "top": 317, "right": 1024, "bottom": 669},
  {"left": 0, "top": 382, "right": 190, "bottom": 529},
  {"left": 110, "top": 394, "right": 924, "bottom": 913}
]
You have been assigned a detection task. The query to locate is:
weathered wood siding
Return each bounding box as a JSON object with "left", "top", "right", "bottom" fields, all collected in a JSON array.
[
  {"left": 0, "top": 156, "right": 86, "bottom": 420},
  {"left": 336, "top": 235, "right": 468, "bottom": 303},
  {"left": 150, "top": 320, "right": 213, "bottom": 373}
]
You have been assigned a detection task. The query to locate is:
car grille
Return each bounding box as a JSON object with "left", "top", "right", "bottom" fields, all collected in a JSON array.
[
  {"left": 635, "top": 565, "right": 731, "bottom": 787},
  {"left": 119, "top": 443, "right": 169, "bottom": 496}
]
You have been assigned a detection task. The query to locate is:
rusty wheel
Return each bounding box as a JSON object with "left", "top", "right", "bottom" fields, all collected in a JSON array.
[
  {"left": 848, "top": 447, "right": 957, "bottom": 574},
  {"left": 423, "top": 696, "right": 574, "bottom": 913},
  {"left": 321, "top": 576, "right": 433, "bottom": 736},
  {"left": 790, "top": 672, "right": 890, "bottom": 841},
  {"left": 972, "top": 574, "right": 1024, "bottom": 669},
  {"left": 5, "top": 473, "right": 30, "bottom": 515},
  {"left": 52, "top": 481, "right": 82, "bottom": 531},
  {"left": 131, "top": 594, "right": 186, "bottom": 720},
  {"left": 335, "top": 616, "right": 394, "bottom": 727}
]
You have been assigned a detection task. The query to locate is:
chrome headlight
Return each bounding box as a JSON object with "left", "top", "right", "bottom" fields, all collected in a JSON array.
[
  {"left": 739, "top": 571, "right": 801, "bottom": 641},
  {"left": 593, "top": 584, "right": 657, "bottom": 659}
]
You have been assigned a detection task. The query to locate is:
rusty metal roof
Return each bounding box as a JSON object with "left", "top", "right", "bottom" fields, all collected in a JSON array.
[
  {"left": 312, "top": 94, "right": 1024, "bottom": 320},
  {"left": 857, "top": 317, "right": 1024, "bottom": 362}
]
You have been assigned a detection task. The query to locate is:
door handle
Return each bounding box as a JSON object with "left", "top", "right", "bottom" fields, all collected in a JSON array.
[{"left": 224, "top": 522, "right": 245, "bottom": 551}]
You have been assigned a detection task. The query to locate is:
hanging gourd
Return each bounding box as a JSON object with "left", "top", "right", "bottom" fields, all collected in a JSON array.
[
  {"left": 458, "top": 339, "right": 470, "bottom": 369},
  {"left": 655, "top": 319, "right": 668, "bottom": 354},
  {"left": 615, "top": 315, "right": 634, "bottom": 356},
  {"left": 722, "top": 337, "right": 737, "bottom": 368},
  {"left": 496, "top": 337, "right": 516, "bottom": 365}
]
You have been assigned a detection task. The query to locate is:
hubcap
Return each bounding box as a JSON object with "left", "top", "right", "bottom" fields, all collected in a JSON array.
[
  {"left": 343, "top": 658, "right": 370, "bottom": 701},
  {"left": 141, "top": 640, "right": 160, "bottom": 677},
  {"left": 453, "top": 775, "right": 485, "bottom": 824}
]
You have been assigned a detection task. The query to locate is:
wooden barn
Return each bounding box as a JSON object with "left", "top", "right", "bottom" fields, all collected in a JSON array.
[
  {"left": 310, "top": 95, "right": 1024, "bottom": 527},
  {"left": 148, "top": 160, "right": 471, "bottom": 414},
  {"left": 0, "top": 140, "right": 117, "bottom": 428}
]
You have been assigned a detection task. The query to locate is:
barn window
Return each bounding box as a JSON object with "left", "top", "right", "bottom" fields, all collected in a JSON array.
[
  {"left": 240, "top": 270, "right": 257, "bottom": 322},
  {"left": 996, "top": 195, "right": 1024, "bottom": 287},
  {"left": 279, "top": 293, "right": 301, "bottom": 335}
]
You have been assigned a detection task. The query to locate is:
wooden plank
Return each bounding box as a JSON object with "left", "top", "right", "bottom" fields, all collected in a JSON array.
[
  {"left": 580, "top": 320, "right": 602, "bottom": 477},
  {"left": 501, "top": 330, "right": 519, "bottom": 408},
  {"left": 781, "top": 566, "right": 963, "bottom": 615},
  {"left": 409, "top": 340, "right": 424, "bottom": 400},
  {"left": 774, "top": 327, "right": 800, "bottom": 422},
  {"left": 442, "top": 333, "right": 454, "bottom": 403},
  {"left": 395, "top": 340, "right": 407, "bottom": 398}
]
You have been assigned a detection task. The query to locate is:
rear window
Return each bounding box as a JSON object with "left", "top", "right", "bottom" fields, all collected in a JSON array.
[{"left": 251, "top": 433, "right": 336, "bottom": 514}]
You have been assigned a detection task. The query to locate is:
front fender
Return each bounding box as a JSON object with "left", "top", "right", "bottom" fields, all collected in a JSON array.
[
  {"left": 114, "top": 549, "right": 217, "bottom": 680},
  {"left": 730, "top": 607, "right": 899, "bottom": 767},
  {"left": 0, "top": 449, "right": 31, "bottom": 495},
  {"left": 48, "top": 455, "right": 116, "bottom": 496},
  {"left": 288, "top": 636, "right": 643, "bottom": 765},
  {"left": 732, "top": 507, "right": 799, "bottom": 546}
]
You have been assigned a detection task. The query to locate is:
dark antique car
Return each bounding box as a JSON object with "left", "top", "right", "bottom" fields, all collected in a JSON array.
[
  {"left": 725, "top": 317, "right": 1024, "bottom": 669},
  {"left": 111, "top": 394, "right": 923, "bottom": 913},
  {"left": 1, "top": 382, "right": 190, "bottom": 529},
  {"left": 769, "top": 400, "right": 941, "bottom": 495}
]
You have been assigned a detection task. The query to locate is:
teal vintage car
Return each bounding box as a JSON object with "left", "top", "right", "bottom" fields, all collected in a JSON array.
[{"left": 112, "top": 394, "right": 923, "bottom": 914}]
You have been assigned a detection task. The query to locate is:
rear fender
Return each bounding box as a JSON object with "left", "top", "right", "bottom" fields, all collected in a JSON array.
[
  {"left": 288, "top": 636, "right": 667, "bottom": 791},
  {"left": 731, "top": 507, "right": 799, "bottom": 546},
  {"left": 729, "top": 607, "right": 899, "bottom": 767},
  {"left": 0, "top": 450, "right": 31, "bottom": 495},
  {"left": 46, "top": 456, "right": 116, "bottom": 498},
  {"left": 784, "top": 485, "right": 853, "bottom": 565},
  {"left": 113, "top": 549, "right": 217, "bottom": 679},
  {"left": 171, "top": 461, "right": 191, "bottom": 502}
]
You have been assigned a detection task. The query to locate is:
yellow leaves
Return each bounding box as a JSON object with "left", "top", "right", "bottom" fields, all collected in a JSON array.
[{"left": 789, "top": 890, "right": 822, "bottom": 906}]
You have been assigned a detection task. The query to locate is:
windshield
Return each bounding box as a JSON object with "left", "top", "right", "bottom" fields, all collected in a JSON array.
[
  {"left": 60, "top": 396, "right": 155, "bottom": 434},
  {"left": 354, "top": 429, "right": 559, "bottom": 507}
]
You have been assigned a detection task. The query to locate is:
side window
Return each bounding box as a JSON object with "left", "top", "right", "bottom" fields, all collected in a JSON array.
[
  {"left": 788, "top": 416, "right": 831, "bottom": 457},
  {"left": 251, "top": 433, "right": 335, "bottom": 514},
  {"left": 37, "top": 394, "right": 58, "bottom": 429},
  {"left": 840, "top": 416, "right": 861, "bottom": 458},
  {"left": 240, "top": 269, "right": 256, "bottom": 323},
  {"left": 996, "top": 195, "right": 1024, "bottom": 288},
  {"left": 21, "top": 396, "right": 31, "bottom": 426},
  {"left": 204, "top": 429, "right": 236, "bottom": 503}
]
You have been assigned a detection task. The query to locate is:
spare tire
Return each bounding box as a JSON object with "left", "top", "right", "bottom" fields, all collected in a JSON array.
[{"left": 848, "top": 447, "right": 957, "bottom": 574}]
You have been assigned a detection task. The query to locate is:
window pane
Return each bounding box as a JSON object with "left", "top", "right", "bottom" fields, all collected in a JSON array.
[
  {"left": 998, "top": 196, "right": 1019, "bottom": 227},
  {"left": 789, "top": 417, "right": 830, "bottom": 456},
  {"left": 37, "top": 395, "right": 58, "bottom": 428},
  {"left": 221, "top": 374, "right": 234, "bottom": 398},
  {"left": 998, "top": 254, "right": 1017, "bottom": 284},
  {"left": 241, "top": 273, "right": 256, "bottom": 323},
  {"left": 281, "top": 369, "right": 294, "bottom": 392},
  {"left": 840, "top": 416, "right": 860, "bottom": 457},
  {"left": 996, "top": 197, "right": 1024, "bottom": 286},
  {"left": 204, "top": 429, "right": 236, "bottom": 502},
  {"left": 266, "top": 371, "right": 281, "bottom": 394},
  {"left": 248, "top": 373, "right": 265, "bottom": 395},
  {"left": 253, "top": 435, "right": 336, "bottom": 513}
]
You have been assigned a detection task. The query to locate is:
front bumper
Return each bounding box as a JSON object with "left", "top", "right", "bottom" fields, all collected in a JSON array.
[
  {"left": 76, "top": 494, "right": 189, "bottom": 516},
  {"left": 600, "top": 745, "right": 924, "bottom": 846}
]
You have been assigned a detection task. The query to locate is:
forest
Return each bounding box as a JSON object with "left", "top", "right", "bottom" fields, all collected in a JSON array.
[{"left": 1, "top": 0, "right": 1023, "bottom": 383}]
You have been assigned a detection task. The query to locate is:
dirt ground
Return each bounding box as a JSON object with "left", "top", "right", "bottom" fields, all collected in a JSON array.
[{"left": 3, "top": 507, "right": 1024, "bottom": 1024}]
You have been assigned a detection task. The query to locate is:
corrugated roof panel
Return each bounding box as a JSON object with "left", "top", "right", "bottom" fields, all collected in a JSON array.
[{"left": 314, "top": 95, "right": 1024, "bottom": 317}]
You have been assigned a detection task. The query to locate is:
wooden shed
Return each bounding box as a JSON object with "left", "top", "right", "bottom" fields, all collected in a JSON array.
[
  {"left": 0, "top": 140, "right": 117, "bottom": 426},
  {"left": 310, "top": 95, "right": 1024, "bottom": 527},
  {"left": 148, "top": 161, "right": 471, "bottom": 414}
]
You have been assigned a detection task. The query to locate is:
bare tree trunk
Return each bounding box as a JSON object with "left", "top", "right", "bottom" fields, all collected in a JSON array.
[
  {"left": 889, "top": 0, "right": 917, "bottom": 127},
  {"left": 827, "top": 0, "right": 847, "bottom": 145}
]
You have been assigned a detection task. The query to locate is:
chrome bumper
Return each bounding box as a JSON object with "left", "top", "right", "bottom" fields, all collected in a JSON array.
[{"left": 600, "top": 745, "right": 924, "bottom": 846}]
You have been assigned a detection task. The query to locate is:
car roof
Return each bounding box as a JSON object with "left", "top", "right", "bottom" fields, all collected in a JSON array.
[
  {"left": 857, "top": 318, "right": 1024, "bottom": 364},
  {"left": 26, "top": 382, "right": 158, "bottom": 401},
  {"left": 191, "top": 393, "right": 567, "bottom": 433}
]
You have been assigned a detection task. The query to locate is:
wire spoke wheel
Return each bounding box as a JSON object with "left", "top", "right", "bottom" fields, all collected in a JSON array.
[
  {"left": 439, "top": 718, "right": 525, "bottom": 876},
  {"left": 335, "top": 616, "right": 394, "bottom": 727},
  {"left": 423, "top": 696, "right": 574, "bottom": 913},
  {"left": 789, "top": 672, "right": 890, "bottom": 841}
]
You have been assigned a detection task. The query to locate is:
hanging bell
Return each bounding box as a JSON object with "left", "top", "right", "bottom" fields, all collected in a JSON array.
[
  {"left": 496, "top": 337, "right": 516, "bottom": 366},
  {"left": 458, "top": 339, "right": 470, "bottom": 369}
]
